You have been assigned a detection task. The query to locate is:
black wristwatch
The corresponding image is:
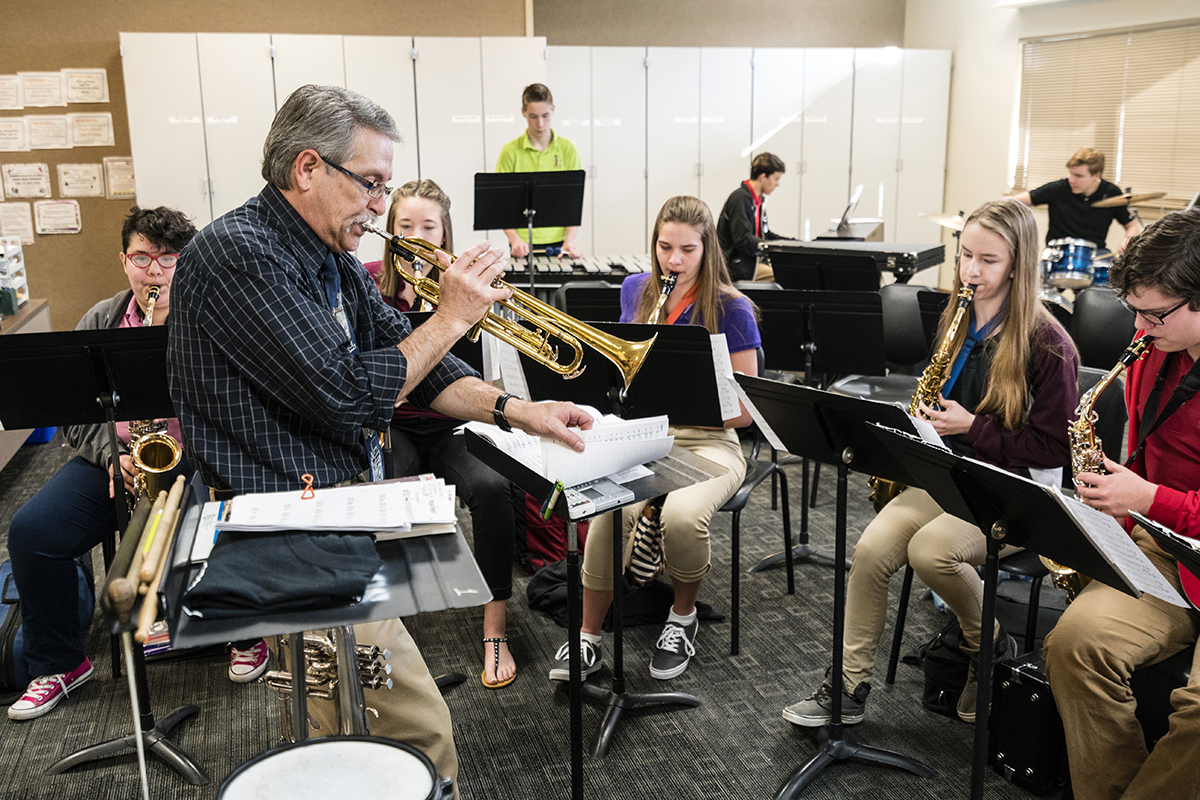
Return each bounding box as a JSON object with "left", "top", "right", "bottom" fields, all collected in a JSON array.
[{"left": 493, "top": 392, "right": 518, "bottom": 432}]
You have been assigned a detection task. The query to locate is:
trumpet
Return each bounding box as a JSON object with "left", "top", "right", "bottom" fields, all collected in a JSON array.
[
  {"left": 128, "top": 285, "right": 182, "bottom": 499},
  {"left": 363, "top": 222, "right": 658, "bottom": 391}
]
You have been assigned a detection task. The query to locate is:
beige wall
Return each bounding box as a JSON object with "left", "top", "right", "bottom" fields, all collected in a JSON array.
[
  {"left": 903, "top": 0, "right": 1200, "bottom": 285},
  {"left": 535, "top": 0, "right": 906, "bottom": 46}
]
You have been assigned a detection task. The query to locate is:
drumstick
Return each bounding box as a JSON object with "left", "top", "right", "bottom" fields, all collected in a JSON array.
[
  {"left": 139, "top": 475, "right": 185, "bottom": 584},
  {"left": 138, "top": 502, "right": 180, "bottom": 596},
  {"left": 126, "top": 490, "right": 168, "bottom": 587},
  {"left": 102, "top": 495, "right": 154, "bottom": 621},
  {"left": 134, "top": 491, "right": 185, "bottom": 640}
]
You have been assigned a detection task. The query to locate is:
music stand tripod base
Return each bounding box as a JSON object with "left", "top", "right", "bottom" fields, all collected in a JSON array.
[
  {"left": 46, "top": 704, "right": 207, "bottom": 784},
  {"left": 575, "top": 682, "right": 702, "bottom": 760}
]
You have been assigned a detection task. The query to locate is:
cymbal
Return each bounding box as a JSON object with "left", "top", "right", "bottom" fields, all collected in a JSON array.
[
  {"left": 920, "top": 212, "right": 965, "bottom": 232},
  {"left": 1092, "top": 191, "right": 1167, "bottom": 208}
]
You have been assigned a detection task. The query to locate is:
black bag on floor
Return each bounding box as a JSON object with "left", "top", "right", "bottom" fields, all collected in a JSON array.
[
  {"left": 916, "top": 616, "right": 971, "bottom": 717},
  {"left": 0, "top": 557, "right": 95, "bottom": 698},
  {"left": 988, "top": 651, "right": 1069, "bottom": 795}
]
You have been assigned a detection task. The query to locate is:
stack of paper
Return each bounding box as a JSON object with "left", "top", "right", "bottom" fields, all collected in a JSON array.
[{"left": 461, "top": 406, "right": 674, "bottom": 488}]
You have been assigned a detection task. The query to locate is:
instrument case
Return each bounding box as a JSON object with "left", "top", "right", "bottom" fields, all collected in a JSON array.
[
  {"left": 988, "top": 652, "right": 1070, "bottom": 796},
  {"left": 762, "top": 240, "right": 945, "bottom": 287}
]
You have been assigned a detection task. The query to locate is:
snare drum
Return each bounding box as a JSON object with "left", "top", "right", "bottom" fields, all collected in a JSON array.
[
  {"left": 1092, "top": 250, "right": 1113, "bottom": 287},
  {"left": 1044, "top": 238, "right": 1097, "bottom": 289},
  {"left": 220, "top": 737, "right": 451, "bottom": 800}
]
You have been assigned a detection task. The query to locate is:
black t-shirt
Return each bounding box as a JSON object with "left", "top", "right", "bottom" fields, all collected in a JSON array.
[{"left": 1029, "top": 178, "right": 1135, "bottom": 247}]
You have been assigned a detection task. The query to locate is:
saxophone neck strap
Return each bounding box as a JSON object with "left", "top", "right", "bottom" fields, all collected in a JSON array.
[
  {"left": 1126, "top": 351, "right": 1200, "bottom": 469},
  {"left": 941, "top": 310, "right": 1003, "bottom": 401}
]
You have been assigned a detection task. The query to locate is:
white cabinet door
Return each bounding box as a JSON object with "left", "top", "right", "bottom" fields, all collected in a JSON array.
[
  {"left": 196, "top": 33, "right": 276, "bottom": 220},
  {"left": 345, "top": 36, "right": 420, "bottom": 265},
  {"left": 851, "top": 48, "right": 904, "bottom": 238},
  {"left": 413, "top": 38, "right": 485, "bottom": 245},
  {"left": 801, "top": 48, "right": 855, "bottom": 241},
  {"left": 546, "top": 45, "right": 594, "bottom": 255},
  {"left": 591, "top": 47, "right": 647, "bottom": 256},
  {"left": 121, "top": 33, "right": 211, "bottom": 226},
  {"left": 272, "top": 34, "right": 347, "bottom": 102},
  {"left": 481, "top": 37, "right": 548, "bottom": 244},
  {"left": 750, "top": 48, "right": 806, "bottom": 239},
  {"left": 646, "top": 47, "right": 701, "bottom": 236},
  {"left": 699, "top": 48, "right": 753, "bottom": 228},
  {"left": 895, "top": 50, "right": 951, "bottom": 244}
]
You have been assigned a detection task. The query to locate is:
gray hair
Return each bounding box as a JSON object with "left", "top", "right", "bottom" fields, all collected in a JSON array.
[{"left": 261, "top": 84, "right": 402, "bottom": 190}]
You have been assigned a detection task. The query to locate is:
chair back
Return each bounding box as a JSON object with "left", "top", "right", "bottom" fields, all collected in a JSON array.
[
  {"left": 1071, "top": 288, "right": 1137, "bottom": 369},
  {"left": 553, "top": 281, "right": 622, "bottom": 322},
  {"left": 880, "top": 283, "right": 929, "bottom": 368}
]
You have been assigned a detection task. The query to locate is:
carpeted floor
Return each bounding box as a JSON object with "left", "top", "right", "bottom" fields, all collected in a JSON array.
[{"left": 0, "top": 431, "right": 1061, "bottom": 799}]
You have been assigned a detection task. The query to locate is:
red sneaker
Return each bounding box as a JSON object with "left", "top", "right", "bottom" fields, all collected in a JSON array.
[
  {"left": 229, "top": 639, "right": 269, "bottom": 683},
  {"left": 7, "top": 658, "right": 94, "bottom": 721}
]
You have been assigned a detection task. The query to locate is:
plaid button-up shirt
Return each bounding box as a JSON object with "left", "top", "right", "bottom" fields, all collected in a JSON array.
[{"left": 168, "top": 185, "right": 477, "bottom": 494}]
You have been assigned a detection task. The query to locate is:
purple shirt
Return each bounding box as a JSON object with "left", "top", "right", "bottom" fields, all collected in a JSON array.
[
  {"left": 116, "top": 294, "right": 184, "bottom": 447},
  {"left": 619, "top": 273, "right": 761, "bottom": 353}
]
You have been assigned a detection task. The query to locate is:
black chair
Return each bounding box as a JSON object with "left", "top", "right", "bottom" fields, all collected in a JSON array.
[
  {"left": 883, "top": 364, "right": 1129, "bottom": 681},
  {"left": 721, "top": 347, "right": 795, "bottom": 656},
  {"left": 827, "top": 283, "right": 930, "bottom": 410},
  {"left": 1071, "top": 287, "right": 1137, "bottom": 369},
  {"left": 553, "top": 280, "right": 622, "bottom": 321}
]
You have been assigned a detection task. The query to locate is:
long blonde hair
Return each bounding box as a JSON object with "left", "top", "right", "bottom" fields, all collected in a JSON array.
[
  {"left": 935, "top": 198, "right": 1074, "bottom": 429},
  {"left": 634, "top": 196, "right": 754, "bottom": 334},
  {"left": 380, "top": 179, "right": 454, "bottom": 303}
]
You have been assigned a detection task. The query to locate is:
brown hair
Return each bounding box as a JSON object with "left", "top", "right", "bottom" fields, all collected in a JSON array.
[
  {"left": 751, "top": 153, "right": 786, "bottom": 180},
  {"left": 1111, "top": 207, "right": 1200, "bottom": 309},
  {"left": 521, "top": 83, "right": 554, "bottom": 110},
  {"left": 936, "top": 198, "right": 1075, "bottom": 429},
  {"left": 633, "top": 196, "right": 756, "bottom": 335},
  {"left": 1066, "top": 147, "right": 1105, "bottom": 177},
  {"left": 381, "top": 180, "right": 453, "bottom": 303}
]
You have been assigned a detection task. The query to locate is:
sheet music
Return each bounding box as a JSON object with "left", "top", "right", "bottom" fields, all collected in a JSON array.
[
  {"left": 907, "top": 413, "right": 946, "bottom": 448},
  {"left": 710, "top": 333, "right": 741, "bottom": 421},
  {"left": 1049, "top": 491, "right": 1187, "bottom": 607},
  {"left": 217, "top": 480, "right": 456, "bottom": 534},
  {"left": 733, "top": 379, "right": 788, "bottom": 453},
  {"left": 495, "top": 339, "right": 529, "bottom": 400}
]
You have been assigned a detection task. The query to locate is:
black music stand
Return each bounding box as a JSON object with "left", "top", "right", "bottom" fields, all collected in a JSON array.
[
  {"left": 733, "top": 376, "right": 935, "bottom": 798},
  {"left": 869, "top": 425, "right": 1147, "bottom": 800},
  {"left": 465, "top": 433, "right": 724, "bottom": 799},
  {"left": 0, "top": 327, "right": 206, "bottom": 785},
  {"left": 474, "top": 170, "right": 586, "bottom": 294}
]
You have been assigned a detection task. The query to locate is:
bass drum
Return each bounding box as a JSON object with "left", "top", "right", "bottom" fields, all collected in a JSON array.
[
  {"left": 219, "top": 737, "right": 452, "bottom": 800},
  {"left": 1044, "top": 238, "right": 1097, "bottom": 289},
  {"left": 1091, "top": 250, "right": 1114, "bottom": 287}
]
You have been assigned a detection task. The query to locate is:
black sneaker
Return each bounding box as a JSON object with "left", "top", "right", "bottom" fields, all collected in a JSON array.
[
  {"left": 649, "top": 618, "right": 699, "bottom": 679},
  {"left": 548, "top": 638, "right": 603, "bottom": 682},
  {"left": 957, "top": 630, "right": 1017, "bottom": 723},
  {"left": 782, "top": 670, "right": 871, "bottom": 727}
]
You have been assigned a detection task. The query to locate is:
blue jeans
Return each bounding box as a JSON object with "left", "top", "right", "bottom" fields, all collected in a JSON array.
[
  {"left": 9, "top": 455, "right": 190, "bottom": 676},
  {"left": 390, "top": 416, "right": 522, "bottom": 602}
]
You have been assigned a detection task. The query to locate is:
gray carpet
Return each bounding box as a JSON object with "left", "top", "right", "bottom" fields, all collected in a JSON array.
[{"left": 0, "top": 432, "right": 1057, "bottom": 799}]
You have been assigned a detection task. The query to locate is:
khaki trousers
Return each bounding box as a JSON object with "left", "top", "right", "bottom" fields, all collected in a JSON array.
[
  {"left": 842, "top": 488, "right": 1015, "bottom": 690},
  {"left": 581, "top": 427, "right": 745, "bottom": 590},
  {"left": 1044, "top": 527, "right": 1200, "bottom": 800},
  {"left": 299, "top": 617, "right": 459, "bottom": 797}
]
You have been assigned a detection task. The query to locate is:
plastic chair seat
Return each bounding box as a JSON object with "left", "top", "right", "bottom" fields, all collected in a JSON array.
[{"left": 828, "top": 375, "right": 919, "bottom": 407}]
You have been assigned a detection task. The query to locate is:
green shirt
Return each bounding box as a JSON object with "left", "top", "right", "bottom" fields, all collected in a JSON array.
[{"left": 494, "top": 130, "right": 582, "bottom": 245}]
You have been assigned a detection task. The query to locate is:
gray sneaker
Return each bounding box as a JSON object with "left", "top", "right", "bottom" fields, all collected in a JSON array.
[
  {"left": 782, "top": 670, "right": 871, "bottom": 727},
  {"left": 957, "top": 631, "right": 1017, "bottom": 723},
  {"left": 649, "top": 618, "right": 699, "bottom": 680},
  {"left": 549, "top": 638, "right": 603, "bottom": 682}
]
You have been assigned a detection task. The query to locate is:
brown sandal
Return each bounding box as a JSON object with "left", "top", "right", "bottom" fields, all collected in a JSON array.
[{"left": 481, "top": 637, "right": 516, "bottom": 689}]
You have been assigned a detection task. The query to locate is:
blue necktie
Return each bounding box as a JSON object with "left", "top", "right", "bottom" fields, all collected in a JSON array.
[{"left": 941, "top": 310, "right": 1002, "bottom": 401}]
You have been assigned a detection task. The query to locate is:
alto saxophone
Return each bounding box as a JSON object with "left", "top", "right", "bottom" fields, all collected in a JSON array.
[
  {"left": 868, "top": 284, "right": 976, "bottom": 512},
  {"left": 1046, "top": 333, "right": 1155, "bottom": 599},
  {"left": 128, "top": 285, "right": 182, "bottom": 499}
]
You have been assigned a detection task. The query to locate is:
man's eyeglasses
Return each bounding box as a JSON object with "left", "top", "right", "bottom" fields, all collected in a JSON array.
[
  {"left": 124, "top": 253, "right": 178, "bottom": 269},
  {"left": 1119, "top": 296, "right": 1190, "bottom": 327},
  {"left": 321, "top": 157, "right": 392, "bottom": 200}
]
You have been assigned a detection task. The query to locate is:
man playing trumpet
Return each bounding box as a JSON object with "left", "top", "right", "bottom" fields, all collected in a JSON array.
[
  {"left": 1048, "top": 207, "right": 1200, "bottom": 800},
  {"left": 166, "top": 84, "right": 593, "bottom": 788}
]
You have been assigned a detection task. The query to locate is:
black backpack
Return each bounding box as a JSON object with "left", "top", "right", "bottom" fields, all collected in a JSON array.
[
  {"left": 0, "top": 558, "right": 95, "bottom": 701},
  {"left": 908, "top": 616, "right": 971, "bottom": 717}
]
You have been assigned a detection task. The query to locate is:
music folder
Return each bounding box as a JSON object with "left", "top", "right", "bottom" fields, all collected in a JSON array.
[{"left": 869, "top": 425, "right": 1187, "bottom": 607}]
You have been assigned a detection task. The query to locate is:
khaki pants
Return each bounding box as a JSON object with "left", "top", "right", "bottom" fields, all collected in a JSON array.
[
  {"left": 300, "top": 617, "right": 459, "bottom": 797},
  {"left": 1044, "top": 527, "right": 1200, "bottom": 800},
  {"left": 581, "top": 427, "right": 745, "bottom": 590},
  {"left": 842, "top": 488, "right": 1015, "bottom": 690}
]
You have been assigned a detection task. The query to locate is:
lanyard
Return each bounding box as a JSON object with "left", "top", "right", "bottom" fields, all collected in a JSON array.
[
  {"left": 1126, "top": 351, "right": 1200, "bottom": 469},
  {"left": 665, "top": 285, "right": 699, "bottom": 325}
]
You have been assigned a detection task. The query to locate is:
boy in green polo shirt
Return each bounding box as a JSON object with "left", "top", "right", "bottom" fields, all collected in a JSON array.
[{"left": 495, "top": 83, "right": 583, "bottom": 258}]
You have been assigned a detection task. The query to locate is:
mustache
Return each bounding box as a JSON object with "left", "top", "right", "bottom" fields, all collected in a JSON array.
[{"left": 347, "top": 213, "right": 377, "bottom": 232}]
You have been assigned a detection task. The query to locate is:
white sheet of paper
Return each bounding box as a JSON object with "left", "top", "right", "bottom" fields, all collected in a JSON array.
[
  {"left": 34, "top": 200, "right": 81, "bottom": 234},
  {"left": 18, "top": 73, "right": 65, "bottom": 107},
  {"left": 907, "top": 413, "right": 946, "bottom": 448},
  {"left": 57, "top": 163, "right": 104, "bottom": 197},
  {"left": 710, "top": 333, "right": 741, "bottom": 421},
  {"left": 26, "top": 116, "right": 69, "bottom": 149},
  {"left": 189, "top": 501, "right": 224, "bottom": 562},
  {"left": 609, "top": 464, "right": 653, "bottom": 484},
  {"left": 0, "top": 202, "right": 35, "bottom": 245},
  {"left": 495, "top": 340, "right": 529, "bottom": 400},
  {"left": 0, "top": 76, "right": 21, "bottom": 110},
  {"left": 2, "top": 163, "right": 51, "bottom": 198},
  {"left": 103, "top": 157, "right": 135, "bottom": 200},
  {"left": 1056, "top": 492, "right": 1187, "bottom": 607},
  {"left": 68, "top": 112, "right": 114, "bottom": 147},
  {"left": 732, "top": 379, "right": 788, "bottom": 453},
  {"left": 62, "top": 68, "right": 109, "bottom": 103},
  {"left": 0, "top": 119, "right": 28, "bottom": 152}
]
